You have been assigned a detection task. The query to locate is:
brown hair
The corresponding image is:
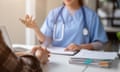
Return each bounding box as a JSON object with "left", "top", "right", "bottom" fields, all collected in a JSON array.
[
  {"left": 0, "top": 30, "right": 42, "bottom": 72},
  {"left": 21, "top": 55, "right": 42, "bottom": 72},
  {"left": 79, "top": 0, "right": 83, "bottom": 6}
]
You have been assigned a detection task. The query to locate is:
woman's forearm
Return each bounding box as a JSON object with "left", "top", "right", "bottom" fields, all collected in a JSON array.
[
  {"left": 79, "top": 42, "right": 104, "bottom": 50},
  {"left": 91, "top": 42, "right": 104, "bottom": 50},
  {"left": 79, "top": 44, "right": 94, "bottom": 50},
  {"left": 33, "top": 26, "right": 52, "bottom": 47},
  {"left": 33, "top": 26, "right": 46, "bottom": 43}
]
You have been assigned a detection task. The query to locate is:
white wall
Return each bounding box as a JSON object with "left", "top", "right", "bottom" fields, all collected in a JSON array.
[
  {"left": 0, "top": 0, "right": 25, "bottom": 44},
  {"left": 0, "top": 0, "right": 46, "bottom": 44},
  {"left": 46, "top": 0, "right": 62, "bottom": 14},
  {"left": 25, "top": 0, "right": 46, "bottom": 45},
  {"left": 36, "top": 0, "right": 46, "bottom": 27}
]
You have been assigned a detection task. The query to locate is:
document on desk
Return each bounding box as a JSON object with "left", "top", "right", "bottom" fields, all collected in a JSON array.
[
  {"left": 71, "top": 49, "right": 118, "bottom": 60},
  {"left": 47, "top": 47, "right": 77, "bottom": 56}
]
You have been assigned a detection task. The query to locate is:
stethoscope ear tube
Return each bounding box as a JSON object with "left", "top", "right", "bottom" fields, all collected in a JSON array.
[{"left": 54, "top": 6, "right": 65, "bottom": 25}]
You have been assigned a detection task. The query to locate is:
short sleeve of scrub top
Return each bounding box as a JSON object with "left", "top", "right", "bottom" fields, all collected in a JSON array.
[
  {"left": 88, "top": 11, "right": 108, "bottom": 43},
  {"left": 40, "top": 10, "right": 55, "bottom": 38}
]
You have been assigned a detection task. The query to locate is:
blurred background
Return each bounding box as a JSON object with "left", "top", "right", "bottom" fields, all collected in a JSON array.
[{"left": 0, "top": 0, "right": 120, "bottom": 51}]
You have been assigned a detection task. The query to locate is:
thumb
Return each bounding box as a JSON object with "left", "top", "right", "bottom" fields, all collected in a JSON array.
[{"left": 19, "top": 18, "right": 25, "bottom": 24}]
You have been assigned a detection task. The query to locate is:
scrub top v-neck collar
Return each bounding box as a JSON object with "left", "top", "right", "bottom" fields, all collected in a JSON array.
[{"left": 63, "top": 6, "right": 83, "bottom": 24}]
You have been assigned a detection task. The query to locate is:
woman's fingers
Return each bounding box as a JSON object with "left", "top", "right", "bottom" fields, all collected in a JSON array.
[
  {"left": 20, "top": 15, "right": 35, "bottom": 27},
  {"left": 19, "top": 18, "right": 26, "bottom": 24},
  {"left": 25, "top": 15, "right": 30, "bottom": 20},
  {"left": 19, "top": 15, "right": 38, "bottom": 29},
  {"left": 65, "top": 43, "right": 80, "bottom": 51},
  {"left": 65, "top": 43, "right": 75, "bottom": 51},
  {"left": 32, "top": 19, "right": 36, "bottom": 24},
  {"left": 26, "top": 16, "right": 32, "bottom": 24},
  {"left": 29, "top": 16, "right": 32, "bottom": 21}
]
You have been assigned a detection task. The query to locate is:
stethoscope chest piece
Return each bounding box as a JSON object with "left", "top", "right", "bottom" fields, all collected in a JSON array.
[{"left": 83, "top": 28, "right": 88, "bottom": 36}]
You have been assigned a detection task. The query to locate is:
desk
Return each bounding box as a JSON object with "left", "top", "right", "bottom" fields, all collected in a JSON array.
[
  {"left": 42, "top": 54, "right": 120, "bottom": 72},
  {"left": 13, "top": 44, "right": 87, "bottom": 72},
  {"left": 85, "top": 59, "right": 120, "bottom": 72},
  {"left": 42, "top": 54, "right": 87, "bottom": 72},
  {"left": 13, "top": 44, "right": 120, "bottom": 72}
]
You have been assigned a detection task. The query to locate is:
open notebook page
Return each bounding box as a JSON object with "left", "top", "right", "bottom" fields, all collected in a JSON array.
[{"left": 47, "top": 47, "right": 78, "bottom": 56}]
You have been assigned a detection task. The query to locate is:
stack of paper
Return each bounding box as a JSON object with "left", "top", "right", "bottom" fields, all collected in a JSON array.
[
  {"left": 47, "top": 47, "right": 78, "bottom": 56},
  {"left": 69, "top": 49, "right": 118, "bottom": 67}
]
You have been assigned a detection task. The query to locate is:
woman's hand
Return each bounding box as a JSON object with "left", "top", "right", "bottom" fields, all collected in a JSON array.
[
  {"left": 19, "top": 15, "right": 38, "bottom": 29},
  {"left": 65, "top": 43, "right": 94, "bottom": 51},
  {"left": 65, "top": 43, "right": 80, "bottom": 51},
  {"left": 31, "top": 46, "right": 50, "bottom": 64},
  {"left": 20, "top": 15, "right": 46, "bottom": 43}
]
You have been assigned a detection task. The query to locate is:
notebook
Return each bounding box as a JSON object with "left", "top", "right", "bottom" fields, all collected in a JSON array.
[
  {"left": 71, "top": 49, "right": 118, "bottom": 60},
  {"left": 69, "top": 49, "right": 118, "bottom": 67},
  {"left": 47, "top": 47, "right": 78, "bottom": 56}
]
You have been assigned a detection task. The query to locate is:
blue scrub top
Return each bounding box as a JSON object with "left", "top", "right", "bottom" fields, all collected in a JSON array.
[{"left": 41, "top": 6, "right": 108, "bottom": 47}]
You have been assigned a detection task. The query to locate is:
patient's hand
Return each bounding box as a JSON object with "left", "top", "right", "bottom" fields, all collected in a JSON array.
[
  {"left": 19, "top": 15, "right": 38, "bottom": 29},
  {"left": 31, "top": 46, "right": 50, "bottom": 65}
]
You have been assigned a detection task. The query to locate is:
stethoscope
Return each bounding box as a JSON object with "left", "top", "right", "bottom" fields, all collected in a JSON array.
[{"left": 53, "top": 6, "right": 88, "bottom": 41}]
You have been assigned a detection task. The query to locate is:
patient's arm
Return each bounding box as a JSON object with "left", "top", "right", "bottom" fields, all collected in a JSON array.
[
  {"left": 15, "top": 51, "right": 32, "bottom": 56},
  {"left": 15, "top": 45, "right": 50, "bottom": 64}
]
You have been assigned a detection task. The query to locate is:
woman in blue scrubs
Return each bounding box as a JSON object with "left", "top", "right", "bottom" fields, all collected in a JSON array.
[{"left": 20, "top": 0, "right": 108, "bottom": 51}]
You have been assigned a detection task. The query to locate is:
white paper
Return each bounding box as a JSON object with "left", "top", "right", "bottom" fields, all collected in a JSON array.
[
  {"left": 12, "top": 44, "right": 34, "bottom": 52},
  {"left": 71, "top": 49, "right": 118, "bottom": 60},
  {"left": 47, "top": 47, "right": 76, "bottom": 55}
]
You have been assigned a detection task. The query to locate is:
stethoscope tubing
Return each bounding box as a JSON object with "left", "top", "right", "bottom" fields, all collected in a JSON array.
[{"left": 53, "top": 5, "right": 89, "bottom": 41}]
